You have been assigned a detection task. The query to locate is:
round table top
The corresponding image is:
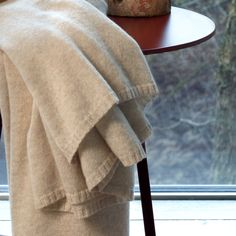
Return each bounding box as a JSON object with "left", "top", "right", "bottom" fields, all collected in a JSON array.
[{"left": 108, "top": 7, "right": 216, "bottom": 55}]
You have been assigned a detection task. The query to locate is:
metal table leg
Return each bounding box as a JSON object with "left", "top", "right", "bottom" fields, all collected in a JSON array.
[
  {"left": 0, "top": 112, "right": 2, "bottom": 138},
  {"left": 137, "top": 142, "right": 156, "bottom": 236}
]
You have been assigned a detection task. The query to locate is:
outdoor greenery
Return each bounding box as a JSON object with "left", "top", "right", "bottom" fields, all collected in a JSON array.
[
  {"left": 212, "top": 0, "right": 236, "bottom": 183},
  {"left": 143, "top": 0, "right": 236, "bottom": 185}
]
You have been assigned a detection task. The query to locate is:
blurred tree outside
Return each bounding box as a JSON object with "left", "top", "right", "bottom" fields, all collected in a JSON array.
[
  {"left": 0, "top": 0, "right": 235, "bottom": 187},
  {"left": 212, "top": 0, "right": 236, "bottom": 184},
  {"left": 142, "top": 0, "right": 236, "bottom": 185}
]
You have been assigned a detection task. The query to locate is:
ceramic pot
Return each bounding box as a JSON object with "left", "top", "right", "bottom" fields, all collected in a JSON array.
[{"left": 107, "top": 0, "right": 171, "bottom": 17}]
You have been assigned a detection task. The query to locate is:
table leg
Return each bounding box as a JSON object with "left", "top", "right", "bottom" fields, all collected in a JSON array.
[
  {"left": 0, "top": 112, "right": 2, "bottom": 138},
  {"left": 137, "top": 142, "right": 156, "bottom": 236}
]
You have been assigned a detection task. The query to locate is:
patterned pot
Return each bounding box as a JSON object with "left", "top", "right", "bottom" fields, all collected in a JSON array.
[{"left": 107, "top": 0, "right": 171, "bottom": 17}]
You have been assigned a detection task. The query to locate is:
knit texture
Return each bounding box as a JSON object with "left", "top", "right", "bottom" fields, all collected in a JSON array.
[{"left": 0, "top": 0, "right": 159, "bottom": 235}]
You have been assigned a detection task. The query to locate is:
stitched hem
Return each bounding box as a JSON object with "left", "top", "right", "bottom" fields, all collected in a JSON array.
[
  {"left": 35, "top": 177, "right": 135, "bottom": 211},
  {"left": 35, "top": 188, "right": 66, "bottom": 209},
  {"left": 35, "top": 154, "right": 132, "bottom": 209},
  {"left": 71, "top": 192, "right": 134, "bottom": 219},
  {"left": 58, "top": 91, "right": 119, "bottom": 164},
  {"left": 37, "top": 188, "right": 134, "bottom": 218},
  {"left": 41, "top": 193, "right": 134, "bottom": 219},
  {"left": 57, "top": 82, "right": 159, "bottom": 165},
  {"left": 117, "top": 82, "right": 159, "bottom": 103},
  {"left": 102, "top": 185, "right": 135, "bottom": 200},
  {"left": 34, "top": 83, "right": 157, "bottom": 209},
  {"left": 66, "top": 190, "right": 100, "bottom": 205},
  {"left": 85, "top": 152, "right": 120, "bottom": 191},
  {"left": 35, "top": 187, "right": 99, "bottom": 209},
  {"left": 139, "top": 123, "right": 153, "bottom": 143},
  {"left": 118, "top": 141, "right": 147, "bottom": 167}
]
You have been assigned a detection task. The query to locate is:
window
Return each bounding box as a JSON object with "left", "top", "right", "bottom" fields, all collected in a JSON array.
[
  {"left": 134, "top": 0, "right": 236, "bottom": 198},
  {"left": 1, "top": 0, "right": 236, "bottom": 200},
  {"left": 0, "top": 130, "right": 8, "bottom": 196}
]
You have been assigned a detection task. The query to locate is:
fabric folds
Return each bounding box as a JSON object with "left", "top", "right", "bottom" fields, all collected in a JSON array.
[{"left": 0, "top": 0, "right": 159, "bottom": 233}]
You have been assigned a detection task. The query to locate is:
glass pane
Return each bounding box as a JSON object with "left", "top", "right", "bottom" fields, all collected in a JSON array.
[
  {"left": 1, "top": 0, "right": 235, "bottom": 191},
  {"left": 0, "top": 130, "right": 7, "bottom": 186},
  {"left": 134, "top": 0, "right": 236, "bottom": 186}
]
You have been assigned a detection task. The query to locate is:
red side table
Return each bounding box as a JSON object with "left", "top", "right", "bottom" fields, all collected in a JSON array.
[{"left": 109, "top": 6, "right": 215, "bottom": 236}]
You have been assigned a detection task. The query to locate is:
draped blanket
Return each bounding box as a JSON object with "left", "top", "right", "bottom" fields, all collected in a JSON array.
[{"left": 0, "top": 0, "right": 159, "bottom": 230}]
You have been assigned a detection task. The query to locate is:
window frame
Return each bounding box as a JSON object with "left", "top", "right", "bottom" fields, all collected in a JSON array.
[{"left": 2, "top": 184, "right": 236, "bottom": 201}]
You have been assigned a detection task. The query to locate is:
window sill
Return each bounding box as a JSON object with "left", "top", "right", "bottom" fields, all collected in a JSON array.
[{"left": 1, "top": 200, "right": 236, "bottom": 236}]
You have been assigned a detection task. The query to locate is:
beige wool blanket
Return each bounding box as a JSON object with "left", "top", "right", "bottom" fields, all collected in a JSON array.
[{"left": 0, "top": 0, "right": 159, "bottom": 235}]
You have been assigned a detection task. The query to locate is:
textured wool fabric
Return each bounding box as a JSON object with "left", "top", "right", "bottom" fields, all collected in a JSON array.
[{"left": 0, "top": 0, "right": 159, "bottom": 235}]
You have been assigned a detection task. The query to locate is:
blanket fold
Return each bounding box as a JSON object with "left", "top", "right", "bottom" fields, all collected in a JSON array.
[{"left": 0, "top": 0, "right": 159, "bottom": 222}]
